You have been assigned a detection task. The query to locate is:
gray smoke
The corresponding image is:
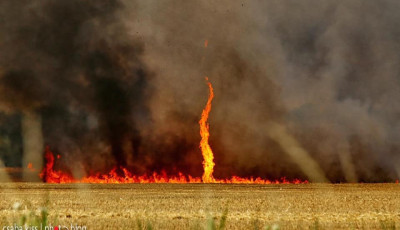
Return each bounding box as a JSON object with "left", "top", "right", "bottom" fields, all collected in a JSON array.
[{"left": 0, "top": 0, "right": 399, "bottom": 182}]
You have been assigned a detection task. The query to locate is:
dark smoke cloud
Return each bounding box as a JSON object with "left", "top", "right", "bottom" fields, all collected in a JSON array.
[
  {"left": 0, "top": 0, "right": 151, "bottom": 174},
  {"left": 1, "top": 0, "right": 400, "bottom": 182}
]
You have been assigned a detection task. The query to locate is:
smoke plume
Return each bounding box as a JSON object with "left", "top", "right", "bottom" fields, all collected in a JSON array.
[{"left": 1, "top": 0, "right": 400, "bottom": 182}]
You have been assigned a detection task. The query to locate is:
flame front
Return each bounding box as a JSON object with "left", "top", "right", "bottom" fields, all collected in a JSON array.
[
  {"left": 38, "top": 78, "right": 307, "bottom": 184},
  {"left": 199, "top": 77, "right": 215, "bottom": 183},
  {"left": 39, "top": 149, "right": 305, "bottom": 184}
]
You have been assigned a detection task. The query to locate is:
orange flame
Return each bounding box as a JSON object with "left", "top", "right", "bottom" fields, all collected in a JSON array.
[
  {"left": 39, "top": 148, "right": 74, "bottom": 183},
  {"left": 38, "top": 79, "right": 308, "bottom": 184},
  {"left": 199, "top": 77, "right": 215, "bottom": 183},
  {"left": 39, "top": 149, "right": 306, "bottom": 184}
]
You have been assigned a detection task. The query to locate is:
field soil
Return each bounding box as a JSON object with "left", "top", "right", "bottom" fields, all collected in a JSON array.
[{"left": 0, "top": 183, "right": 399, "bottom": 229}]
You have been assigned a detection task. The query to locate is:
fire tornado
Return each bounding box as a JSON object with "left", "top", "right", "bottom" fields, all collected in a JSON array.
[{"left": 199, "top": 77, "right": 215, "bottom": 183}]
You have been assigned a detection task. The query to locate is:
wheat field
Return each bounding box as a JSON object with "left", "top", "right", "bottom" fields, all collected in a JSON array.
[{"left": 0, "top": 183, "right": 399, "bottom": 229}]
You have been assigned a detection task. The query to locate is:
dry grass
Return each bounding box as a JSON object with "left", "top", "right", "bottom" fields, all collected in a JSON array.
[{"left": 0, "top": 183, "right": 399, "bottom": 229}]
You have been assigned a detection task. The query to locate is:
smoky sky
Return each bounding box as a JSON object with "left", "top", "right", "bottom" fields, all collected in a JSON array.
[{"left": 1, "top": 0, "right": 400, "bottom": 182}]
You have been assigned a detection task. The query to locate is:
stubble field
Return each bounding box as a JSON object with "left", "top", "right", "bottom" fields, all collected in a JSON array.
[{"left": 0, "top": 183, "right": 399, "bottom": 229}]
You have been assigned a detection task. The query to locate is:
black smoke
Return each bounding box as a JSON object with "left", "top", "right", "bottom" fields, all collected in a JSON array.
[{"left": 0, "top": 0, "right": 153, "bottom": 174}]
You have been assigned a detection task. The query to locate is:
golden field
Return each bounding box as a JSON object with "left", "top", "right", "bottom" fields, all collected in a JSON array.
[{"left": 0, "top": 183, "right": 399, "bottom": 229}]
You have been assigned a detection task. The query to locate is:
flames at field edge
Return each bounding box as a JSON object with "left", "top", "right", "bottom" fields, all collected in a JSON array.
[{"left": 39, "top": 79, "right": 307, "bottom": 185}]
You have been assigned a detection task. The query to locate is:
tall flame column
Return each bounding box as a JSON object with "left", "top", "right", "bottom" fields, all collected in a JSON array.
[{"left": 199, "top": 77, "right": 215, "bottom": 183}]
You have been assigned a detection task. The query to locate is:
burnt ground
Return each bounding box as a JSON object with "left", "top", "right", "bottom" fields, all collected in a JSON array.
[{"left": 0, "top": 183, "right": 399, "bottom": 229}]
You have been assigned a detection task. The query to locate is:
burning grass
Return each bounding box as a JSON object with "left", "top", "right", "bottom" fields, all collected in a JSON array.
[
  {"left": 39, "top": 149, "right": 305, "bottom": 184},
  {"left": 37, "top": 79, "right": 306, "bottom": 185}
]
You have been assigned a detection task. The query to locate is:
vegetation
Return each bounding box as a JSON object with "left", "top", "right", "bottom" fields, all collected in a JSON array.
[{"left": 0, "top": 183, "right": 399, "bottom": 229}]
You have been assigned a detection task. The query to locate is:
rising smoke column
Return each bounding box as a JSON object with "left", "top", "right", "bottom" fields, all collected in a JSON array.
[
  {"left": 1, "top": 0, "right": 400, "bottom": 182},
  {"left": 131, "top": 0, "right": 400, "bottom": 182},
  {"left": 0, "top": 0, "right": 151, "bottom": 177}
]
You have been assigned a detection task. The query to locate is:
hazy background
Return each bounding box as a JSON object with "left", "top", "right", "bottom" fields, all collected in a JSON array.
[{"left": 0, "top": 0, "right": 399, "bottom": 182}]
